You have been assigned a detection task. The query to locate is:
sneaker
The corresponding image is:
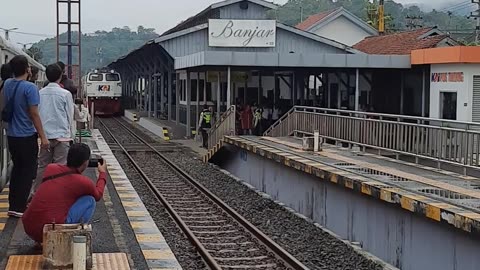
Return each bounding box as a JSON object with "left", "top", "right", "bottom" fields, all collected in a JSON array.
[{"left": 7, "top": 211, "right": 23, "bottom": 218}]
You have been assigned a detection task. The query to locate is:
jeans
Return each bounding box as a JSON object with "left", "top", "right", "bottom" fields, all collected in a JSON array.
[
  {"left": 32, "top": 140, "right": 70, "bottom": 194},
  {"left": 66, "top": 196, "right": 96, "bottom": 224},
  {"left": 8, "top": 134, "right": 38, "bottom": 212}
]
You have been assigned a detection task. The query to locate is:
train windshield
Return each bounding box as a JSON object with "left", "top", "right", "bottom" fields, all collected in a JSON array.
[
  {"left": 106, "top": 73, "right": 120, "bottom": 81},
  {"left": 89, "top": 73, "right": 103, "bottom": 81}
]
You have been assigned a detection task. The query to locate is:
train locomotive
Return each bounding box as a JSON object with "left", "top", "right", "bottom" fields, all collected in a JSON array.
[{"left": 83, "top": 69, "right": 122, "bottom": 116}]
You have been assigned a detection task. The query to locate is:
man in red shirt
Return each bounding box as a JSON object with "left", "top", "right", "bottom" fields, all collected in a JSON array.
[{"left": 22, "top": 143, "right": 107, "bottom": 244}]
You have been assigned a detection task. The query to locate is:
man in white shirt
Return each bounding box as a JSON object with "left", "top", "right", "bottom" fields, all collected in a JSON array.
[{"left": 31, "top": 63, "right": 74, "bottom": 194}]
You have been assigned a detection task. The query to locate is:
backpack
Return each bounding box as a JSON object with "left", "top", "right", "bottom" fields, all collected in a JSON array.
[{"left": 1, "top": 81, "right": 20, "bottom": 123}]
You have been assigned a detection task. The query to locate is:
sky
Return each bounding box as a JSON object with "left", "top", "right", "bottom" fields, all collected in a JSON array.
[{"left": 0, "top": 0, "right": 455, "bottom": 47}]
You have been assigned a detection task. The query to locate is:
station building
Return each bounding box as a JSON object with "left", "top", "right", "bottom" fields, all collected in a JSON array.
[{"left": 108, "top": 0, "right": 442, "bottom": 137}]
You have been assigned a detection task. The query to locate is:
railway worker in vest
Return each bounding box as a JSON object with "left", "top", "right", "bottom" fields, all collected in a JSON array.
[
  {"left": 23, "top": 143, "right": 108, "bottom": 245},
  {"left": 198, "top": 105, "right": 212, "bottom": 148},
  {"left": 31, "top": 63, "right": 75, "bottom": 196},
  {"left": 3, "top": 55, "right": 49, "bottom": 218}
]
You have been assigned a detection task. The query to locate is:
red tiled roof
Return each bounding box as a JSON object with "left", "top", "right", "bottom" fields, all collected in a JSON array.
[
  {"left": 296, "top": 8, "right": 339, "bottom": 31},
  {"left": 353, "top": 27, "right": 449, "bottom": 55}
]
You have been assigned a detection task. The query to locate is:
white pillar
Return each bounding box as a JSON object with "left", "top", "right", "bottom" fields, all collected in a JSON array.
[
  {"left": 355, "top": 69, "right": 360, "bottom": 111},
  {"left": 217, "top": 71, "right": 221, "bottom": 120},
  {"left": 227, "top": 67, "right": 231, "bottom": 108},
  {"left": 196, "top": 72, "right": 200, "bottom": 131},
  {"left": 186, "top": 72, "right": 191, "bottom": 137},
  {"left": 400, "top": 71, "right": 404, "bottom": 114},
  {"left": 422, "top": 68, "right": 426, "bottom": 117}
]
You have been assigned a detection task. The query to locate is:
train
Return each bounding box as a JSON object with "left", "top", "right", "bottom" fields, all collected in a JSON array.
[{"left": 83, "top": 69, "right": 123, "bottom": 116}]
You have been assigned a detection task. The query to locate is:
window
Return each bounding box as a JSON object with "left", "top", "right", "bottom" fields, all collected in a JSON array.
[
  {"left": 440, "top": 92, "right": 457, "bottom": 120},
  {"left": 89, "top": 73, "right": 103, "bottom": 81},
  {"left": 106, "top": 73, "right": 120, "bottom": 81}
]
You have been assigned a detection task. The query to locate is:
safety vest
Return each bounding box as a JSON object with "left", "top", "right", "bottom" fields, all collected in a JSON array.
[{"left": 203, "top": 111, "right": 212, "bottom": 124}]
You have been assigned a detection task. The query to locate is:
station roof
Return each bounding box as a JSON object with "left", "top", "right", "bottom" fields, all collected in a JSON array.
[
  {"left": 411, "top": 46, "right": 480, "bottom": 65},
  {"left": 109, "top": 0, "right": 412, "bottom": 71},
  {"left": 296, "top": 7, "right": 378, "bottom": 36},
  {"left": 0, "top": 36, "right": 45, "bottom": 70},
  {"left": 353, "top": 27, "right": 457, "bottom": 55}
]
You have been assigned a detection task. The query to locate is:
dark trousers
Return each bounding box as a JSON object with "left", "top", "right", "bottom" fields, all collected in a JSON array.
[
  {"left": 201, "top": 128, "right": 209, "bottom": 148},
  {"left": 8, "top": 134, "right": 38, "bottom": 212}
]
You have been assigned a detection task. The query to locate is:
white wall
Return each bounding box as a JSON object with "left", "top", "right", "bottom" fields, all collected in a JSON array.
[
  {"left": 429, "top": 64, "right": 480, "bottom": 122},
  {"left": 310, "top": 16, "right": 372, "bottom": 47}
]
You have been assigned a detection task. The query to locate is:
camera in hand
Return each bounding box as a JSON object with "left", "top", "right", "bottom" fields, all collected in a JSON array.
[{"left": 88, "top": 155, "right": 104, "bottom": 168}]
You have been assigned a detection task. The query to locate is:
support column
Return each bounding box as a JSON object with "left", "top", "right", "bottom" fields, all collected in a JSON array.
[
  {"left": 175, "top": 72, "right": 180, "bottom": 124},
  {"left": 204, "top": 72, "right": 207, "bottom": 103},
  {"left": 355, "top": 68, "right": 360, "bottom": 111},
  {"left": 217, "top": 71, "right": 221, "bottom": 120},
  {"left": 293, "top": 73, "right": 297, "bottom": 106},
  {"left": 154, "top": 74, "right": 158, "bottom": 118},
  {"left": 227, "top": 67, "right": 231, "bottom": 108},
  {"left": 274, "top": 74, "right": 278, "bottom": 107},
  {"left": 196, "top": 72, "right": 200, "bottom": 131},
  {"left": 186, "top": 72, "right": 191, "bottom": 137},
  {"left": 327, "top": 73, "right": 332, "bottom": 108},
  {"left": 168, "top": 71, "right": 172, "bottom": 122},
  {"left": 258, "top": 71, "right": 262, "bottom": 106},
  {"left": 422, "top": 68, "right": 426, "bottom": 117},
  {"left": 160, "top": 72, "right": 165, "bottom": 116},
  {"left": 400, "top": 71, "right": 404, "bottom": 114}
]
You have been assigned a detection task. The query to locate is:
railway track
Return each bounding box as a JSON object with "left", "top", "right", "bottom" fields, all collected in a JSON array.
[{"left": 98, "top": 117, "right": 309, "bottom": 270}]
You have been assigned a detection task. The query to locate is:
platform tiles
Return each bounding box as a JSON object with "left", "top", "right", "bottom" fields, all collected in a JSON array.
[
  {"left": 6, "top": 253, "right": 130, "bottom": 270},
  {"left": 92, "top": 129, "right": 182, "bottom": 270},
  {"left": 0, "top": 187, "right": 8, "bottom": 231},
  {"left": 224, "top": 136, "right": 480, "bottom": 236}
]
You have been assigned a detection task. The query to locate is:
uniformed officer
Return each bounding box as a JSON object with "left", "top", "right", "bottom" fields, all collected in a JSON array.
[{"left": 198, "top": 105, "right": 212, "bottom": 148}]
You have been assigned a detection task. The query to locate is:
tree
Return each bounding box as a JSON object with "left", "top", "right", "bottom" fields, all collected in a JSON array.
[{"left": 27, "top": 46, "right": 43, "bottom": 62}]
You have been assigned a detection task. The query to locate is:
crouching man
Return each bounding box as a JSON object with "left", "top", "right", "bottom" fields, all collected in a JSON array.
[{"left": 22, "top": 143, "right": 107, "bottom": 245}]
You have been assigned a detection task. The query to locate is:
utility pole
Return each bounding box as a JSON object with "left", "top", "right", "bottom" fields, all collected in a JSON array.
[
  {"left": 0, "top": 27, "right": 18, "bottom": 41},
  {"left": 379, "top": 0, "right": 385, "bottom": 34},
  {"left": 17, "top": 42, "right": 34, "bottom": 51},
  {"left": 472, "top": 0, "right": 480, "bottom": 43}
]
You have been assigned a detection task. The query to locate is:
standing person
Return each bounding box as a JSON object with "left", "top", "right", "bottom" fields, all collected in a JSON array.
[
  {"left": 31, "top": 64, "right": 75, "bottom": 196},
  {"left": 3, "top": 55, "right": 48, "bottom": 218},
  {"left": 241, "top": 104, "right": 253, "bottom": 135},
  {"left": 253, "top": 104, "right": 263, "bottom": 136},
  {"left": 23, "top": 143, "right": 108, "bottom": 245},
  {"left": 262, "top": 104, "right": 272, "bottom": 134},
  {"left": 28, "top": 66, "right": 39, "bottom": 84},
  {"left": 197, "top": 105, "right": 212, "bottom": 148},
  {"left": 1, "top": 64, "right": 13, "bottom": 91}
]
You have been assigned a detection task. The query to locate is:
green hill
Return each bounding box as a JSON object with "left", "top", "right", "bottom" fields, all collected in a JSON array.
[{"left": 31, "top": 26, "right": 158, "bottom": 74}]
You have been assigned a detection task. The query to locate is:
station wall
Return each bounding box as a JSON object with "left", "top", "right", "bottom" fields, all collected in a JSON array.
[{"left": 429, "top": 64, "right": 480, "bottom": 122}]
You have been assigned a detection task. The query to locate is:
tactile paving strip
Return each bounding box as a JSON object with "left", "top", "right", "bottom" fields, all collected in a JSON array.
[
  {"left": 91, "top": 130, "right": 182, "bottom": 270},
  {"left": 0, "top": 187, "right": 8, "bottom": 231},
  {"left": 6, "top": 253, "right": 130, "bottom": 270}
]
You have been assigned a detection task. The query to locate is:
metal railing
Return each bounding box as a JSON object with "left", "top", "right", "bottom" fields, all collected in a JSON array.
[
  {"left": 0, "top": 125, "right": 11, "bottom": 191},
  {"left": 208, "top": 105, "right": 236, "bottom": 150},
  {"left": 265, "top": 106, "right": 480, "bottom": 171}
]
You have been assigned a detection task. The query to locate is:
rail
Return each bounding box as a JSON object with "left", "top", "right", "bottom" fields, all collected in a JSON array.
[
  {"left": 208, "top": 105, "right": 236, "bottom": 149},
  {"left": 100, "top": 117, "right": 309, "bottom": 270},
  {"left": 265, "top": 106, "right": 480, "bottom": 171}
]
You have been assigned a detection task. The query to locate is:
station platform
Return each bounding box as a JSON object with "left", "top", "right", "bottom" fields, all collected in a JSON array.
[
  {"left": 213, "top": 135, "right": 480, "bottom": 269},
  {"left": 0, "top": 132, "right": 182, "bottom": 270},
  {"left": 222, "top": 135, "right": 480, "bottom": 235}
]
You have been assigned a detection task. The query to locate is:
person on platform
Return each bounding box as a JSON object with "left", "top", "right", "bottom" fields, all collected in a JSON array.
[
  {"left": 1, "top": 63, "right": 13, "bottom": 92},
  {"left": 198, "top": 105, "right": 212, "bottom": 148},
  {"left": 3, "top": 56, "right": 49, "bottom": 218},
  {"left": 23, "top": 143, "right": 108, "bottom": 244},
  {"left": 28, "top": 66, "right": 39, "bottom": 85},
  {"left": 31, "top": 63, "right": 75, "bottom": 195},
  {"left": 240, "top": 104, "right": 253, "bottom": 135}
]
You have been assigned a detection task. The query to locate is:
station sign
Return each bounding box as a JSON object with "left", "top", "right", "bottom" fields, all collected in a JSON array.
[
  {"left": 431, "top": 72, "right": 464, "bottom": 83},
  {"left": 209, "top": 19, "right": 276, "bottom": 48}
]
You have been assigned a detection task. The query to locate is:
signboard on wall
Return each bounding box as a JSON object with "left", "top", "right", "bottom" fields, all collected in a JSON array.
[
  {"left": 209, "top": 19, "right": 276, "bottom": 48},
  {"left": 431, "top": 72, "right": 464, "bottom": 83}
]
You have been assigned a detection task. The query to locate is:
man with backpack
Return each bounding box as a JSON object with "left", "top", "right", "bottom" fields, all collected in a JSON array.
[{"left": 2, "top": 55, "right": 48, "bottom": 218}]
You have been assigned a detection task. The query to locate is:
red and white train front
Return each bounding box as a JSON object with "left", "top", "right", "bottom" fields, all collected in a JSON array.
[{"left": 84, "top": 70, "right": 122, "bottom": 116}]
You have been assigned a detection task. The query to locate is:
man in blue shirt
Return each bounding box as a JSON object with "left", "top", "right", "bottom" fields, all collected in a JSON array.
[{"left": 3, "top": 55, "right": 48, "bottom": 218}]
